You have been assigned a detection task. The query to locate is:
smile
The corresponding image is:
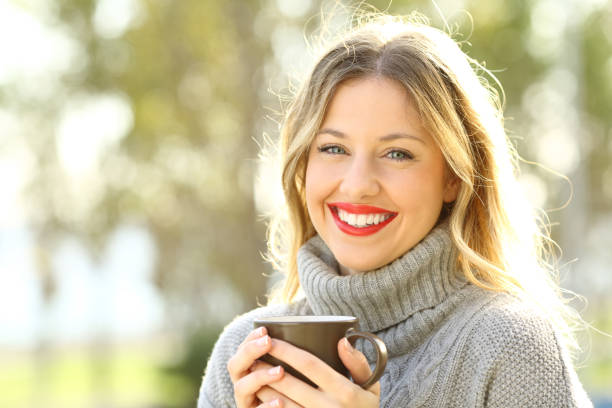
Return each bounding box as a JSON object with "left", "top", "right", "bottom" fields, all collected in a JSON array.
[{"left": 327, "top": 202, "right": 397, "bottom": 236}]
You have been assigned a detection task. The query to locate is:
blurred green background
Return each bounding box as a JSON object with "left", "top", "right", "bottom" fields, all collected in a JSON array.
[{"left": 1, "top": 0, "right": 611, "bottom": 407}]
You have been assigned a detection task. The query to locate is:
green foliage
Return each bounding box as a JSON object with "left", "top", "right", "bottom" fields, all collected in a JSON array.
[{"left": 158, "top": 326, "right": 223, "bottom": 408}]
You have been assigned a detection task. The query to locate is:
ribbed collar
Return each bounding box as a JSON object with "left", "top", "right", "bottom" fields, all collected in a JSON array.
[{"left": 297, "top": 224, "right": 467, "bottom": 332}]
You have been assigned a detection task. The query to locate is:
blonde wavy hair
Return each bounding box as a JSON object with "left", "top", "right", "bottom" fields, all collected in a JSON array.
[{"left": 265, "top": 10, "right": 582, "bottom": 355}]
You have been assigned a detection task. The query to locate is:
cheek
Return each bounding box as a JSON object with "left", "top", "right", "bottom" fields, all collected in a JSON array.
[
  {"left": 305, "top": 154, "right": 336, "bottom": 194},
  {"left": 304, "top": 160, "right": 326, "bottom": 215},
  {"left": 388, "top": 166, "right": 447, "bottom": 207}
]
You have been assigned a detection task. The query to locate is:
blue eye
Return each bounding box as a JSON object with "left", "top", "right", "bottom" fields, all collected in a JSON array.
[
  {"left": 386, "top": 150, "right": 413, "bottom": 161},
  {"left": 318, "top": 145, "right": 346, "bottom": 155}
]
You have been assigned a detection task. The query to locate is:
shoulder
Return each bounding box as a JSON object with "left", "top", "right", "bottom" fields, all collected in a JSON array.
[
  {"left": 198, "top": 299, "right": 311, "bottom": 408},
  {"left": 467, "top": 292, "right": 557, "bottom": 351},
  {"left": 457, "top": 292, "right": 592, "bottom": 407},
  {"left": 461, "top": 292, "right": 566, "bottom": 377}
]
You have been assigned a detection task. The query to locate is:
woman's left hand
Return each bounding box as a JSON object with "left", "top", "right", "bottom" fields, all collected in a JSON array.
[{"left": 252, "top": 337, "right": 380, "bottom": 408}]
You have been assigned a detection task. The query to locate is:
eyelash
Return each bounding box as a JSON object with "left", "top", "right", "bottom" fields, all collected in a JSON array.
[{"left": 317, "top": 144, "right": 414, "bottom": 162}]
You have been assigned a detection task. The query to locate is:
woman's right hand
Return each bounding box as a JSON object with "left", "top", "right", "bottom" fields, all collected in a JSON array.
[{"left": 227, "top": 327, "right": 285, "bottom": 408}]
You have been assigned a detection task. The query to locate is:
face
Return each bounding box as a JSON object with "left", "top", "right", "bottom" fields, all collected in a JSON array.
[{"left": 305, "top": 76, "right": 459, "bottom": 274}]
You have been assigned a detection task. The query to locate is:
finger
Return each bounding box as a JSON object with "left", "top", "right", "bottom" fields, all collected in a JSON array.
[
  {"left": 233, "top": 365, "right": 284, "bottom": 406},
  {"left": 338, "top": 338, "right": 380, "bottom": 394},
  {"left": 233, "top": 326, "right": 268, "bottom": 372},
  {"left": 243, "top": 327, "right": 268, "bottom": 344},
  {"left": 227, "top": 335, "right": 273, "bottom": 382},
  {"left": 268, "top": 339, "right": 346, "bottom": 390},
  {"left": 253, "top": 360, "right": 321, "bottom": 405},
  {"left": 266, "top": 369, "right": 331, "bottom": 407},
  {"left": 256, "top": 398, "right": 282, "bottom": 408},
  {"left": 257, "top": 386, "right": 303, "bottom": 408}
]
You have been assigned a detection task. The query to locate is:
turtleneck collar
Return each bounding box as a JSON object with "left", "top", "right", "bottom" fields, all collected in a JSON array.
[{"left": 296, "top": 224, "right": 467, "bottom": 332}]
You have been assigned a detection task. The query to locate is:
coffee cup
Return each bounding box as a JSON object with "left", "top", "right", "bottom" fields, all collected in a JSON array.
[{"left": 253, "top": 315, "right": 387, "bottom": 389}]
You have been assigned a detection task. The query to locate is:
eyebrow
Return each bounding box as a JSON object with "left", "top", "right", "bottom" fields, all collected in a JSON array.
[{"left": 316, "top": 128, "right": 426, "bottom": 144}]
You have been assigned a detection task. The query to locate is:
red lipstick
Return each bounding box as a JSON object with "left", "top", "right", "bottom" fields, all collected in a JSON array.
[
  {"left": 327, "top": 203, "right": 397, "bottom": 236},
  {"left": 329, "top": 202, "right": 393, "bottom": 214}
]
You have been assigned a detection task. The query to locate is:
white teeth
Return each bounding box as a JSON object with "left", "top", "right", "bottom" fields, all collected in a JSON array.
[{"left": 336, "top": 208, "right": 393, "bottom": 228}]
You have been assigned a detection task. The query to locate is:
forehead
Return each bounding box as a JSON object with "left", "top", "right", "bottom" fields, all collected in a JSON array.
[{"left": 320, "top": 76, "right": 426, "bottom": 138}]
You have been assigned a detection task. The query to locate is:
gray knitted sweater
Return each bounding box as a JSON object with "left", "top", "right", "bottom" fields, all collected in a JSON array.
[{"left": 198, "top": 225, "right": 592, "bottom": 407}]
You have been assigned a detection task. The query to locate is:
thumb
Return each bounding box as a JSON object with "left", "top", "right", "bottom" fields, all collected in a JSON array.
[{"left": 337, "top": 338, "right": 380, "bottom": 394}]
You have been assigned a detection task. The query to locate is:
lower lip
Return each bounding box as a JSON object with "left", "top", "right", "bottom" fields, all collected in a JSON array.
[{"left": 329, "top": 207, "right": 397, "bottom": 236}]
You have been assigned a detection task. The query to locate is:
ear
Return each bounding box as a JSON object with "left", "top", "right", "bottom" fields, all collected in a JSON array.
[{"left": 443, "top": 174, "right": 460, "bottom": 203}]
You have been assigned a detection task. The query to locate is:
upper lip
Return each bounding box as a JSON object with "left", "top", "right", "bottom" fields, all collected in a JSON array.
[{"left": 328, "top": 202, "right": 396, "bottom": 215}]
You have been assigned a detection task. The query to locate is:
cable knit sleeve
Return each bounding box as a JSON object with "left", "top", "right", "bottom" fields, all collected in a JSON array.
[
  {"left": 197, "top": 311, "right": 253, "bottom": 408},
  {"left": 197, "top": 300, "right": 311, "bottom": 408},
  {"left": 454, "top": 298, "right": 592, "bottom": 408}
]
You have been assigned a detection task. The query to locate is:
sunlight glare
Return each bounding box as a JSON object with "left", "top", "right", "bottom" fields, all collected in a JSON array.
[
  {"left": 55, "top": 93, "right": 133, "bottom": 177},
  {"left": 276, "top": 0, "right": 312, "bottom": 18},
  {"left": 93, "top": 0, "right": 145, "bottom": 39},
  {"left": 0, "top": 1, "right": 83, "bottom": 87}
]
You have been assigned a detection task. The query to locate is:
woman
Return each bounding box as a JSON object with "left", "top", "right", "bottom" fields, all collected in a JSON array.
[{"left": 198, "top": 12, "right": 592, "bottom": 408}]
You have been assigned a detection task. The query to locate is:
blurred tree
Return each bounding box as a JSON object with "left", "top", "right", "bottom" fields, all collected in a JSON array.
[
  {"left": 18, "top": 1, "right": 273, "bottom": 404},
  {"left": 25, "top": 0, "right": 271, "bottom": 329}
]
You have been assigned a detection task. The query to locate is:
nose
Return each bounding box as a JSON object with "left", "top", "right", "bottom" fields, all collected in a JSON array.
[{"left": 338, "top": 154, "right": 380, "bottom": 199}]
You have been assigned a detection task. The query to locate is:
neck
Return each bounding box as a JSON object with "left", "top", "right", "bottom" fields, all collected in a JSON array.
[
  {"left": 297, "top": 223, "right": 467, "bottom": 332},
  {"left": 339, "top": 264, "right": 358, "bottom": 276}
]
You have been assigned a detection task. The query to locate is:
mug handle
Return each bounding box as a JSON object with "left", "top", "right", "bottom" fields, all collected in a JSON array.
[{"left": 344, "top": 329, "right": 388, "bottom": 389}]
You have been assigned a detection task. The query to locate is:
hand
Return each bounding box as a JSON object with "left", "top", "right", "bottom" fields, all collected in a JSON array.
[
  {"left": 253, "top": 337, "right": 380, "bottom": 408},
  {"left": 227, "top": 327, "right": 286, "bottom": 408}
]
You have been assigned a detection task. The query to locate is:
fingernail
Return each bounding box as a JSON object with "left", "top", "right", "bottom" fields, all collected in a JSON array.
[
  {"left": 343, "top": 337, "right": 354, "bottom": 352},
  {"left": 270, "top": 398, "right": 280, "bottom": 407},
  {"left": 255, "top": 327, "right": 266, "bottom": 337},
  {"left": 256, "top": 335, "right": 270, "bottom": 346},
  {"left": 268, "top": 366, "right": 281, "bottom": 376}
]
